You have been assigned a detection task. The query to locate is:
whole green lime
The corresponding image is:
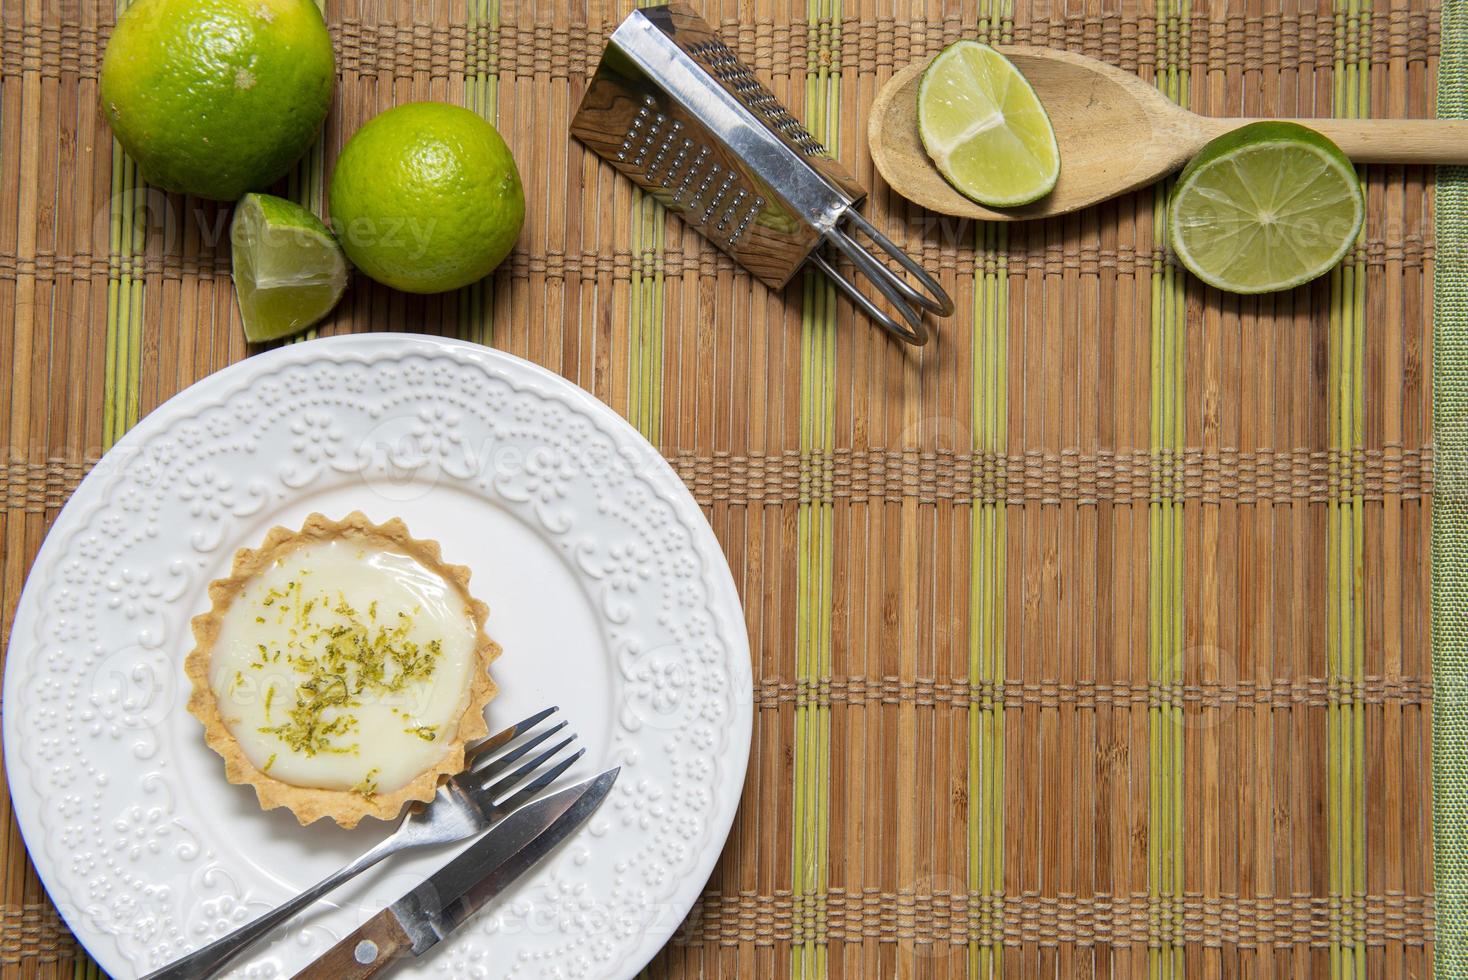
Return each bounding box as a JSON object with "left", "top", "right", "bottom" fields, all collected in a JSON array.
[
  {"left": 99, "top": 0, "right": 335, "bottom": 201},
  {"left": 328, "top": 102, "right": 525, "bottom": 293}
]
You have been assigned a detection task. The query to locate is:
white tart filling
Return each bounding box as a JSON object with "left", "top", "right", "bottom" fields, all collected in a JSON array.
[{"left": 208, "top": 538, "right": 478, "bottom": 795}]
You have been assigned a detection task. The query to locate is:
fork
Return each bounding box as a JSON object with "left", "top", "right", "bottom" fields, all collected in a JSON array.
[{"left": 142, "top": 706, "right": 581, "bottom": 980}]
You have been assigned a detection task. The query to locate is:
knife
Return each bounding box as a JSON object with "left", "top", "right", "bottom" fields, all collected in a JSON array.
[{"left": 290, "top": 767, "right": 619, "bottom": 980}]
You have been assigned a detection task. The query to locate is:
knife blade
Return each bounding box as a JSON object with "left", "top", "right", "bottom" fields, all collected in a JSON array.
[{"left": 291, "top": 767, "right": 618, "bottom": 980}]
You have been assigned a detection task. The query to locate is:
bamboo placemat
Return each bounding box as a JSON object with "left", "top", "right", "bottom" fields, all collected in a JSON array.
[{"left": 0, "top": 0, "right": 1441, "bottom": 976}]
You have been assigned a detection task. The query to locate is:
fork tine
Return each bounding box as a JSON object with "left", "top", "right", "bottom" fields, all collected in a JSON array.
[
  {"left": 464, "top": 705, "right": 559, "bottom": 767},
  {"left": 471, "top": 719, "right": 569, "bottom": 779},
  {"left": 493, "top": 747, "right": 587, "bottom": 813},
  {"left": 480, "top": 733, "right": 578, "bottom": 802}
]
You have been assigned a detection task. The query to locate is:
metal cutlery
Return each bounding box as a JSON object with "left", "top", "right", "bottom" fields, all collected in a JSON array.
[
  {"left": 292, "top": 767, "right": 619, "bottom": 979},
  {"left": 142, "top": 706, "right": 580, "bottom": 980}
]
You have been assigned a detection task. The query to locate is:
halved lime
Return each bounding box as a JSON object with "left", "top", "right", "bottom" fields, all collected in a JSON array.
[
  {"left": 1168, "top": 121, "right": 1364, "bottom": 294},
  {"left": 917, "top": 40, "right": 1060, "bottom": 207},
  {"left": 230, "top": 193, "right": 349, "bottom": 342}
]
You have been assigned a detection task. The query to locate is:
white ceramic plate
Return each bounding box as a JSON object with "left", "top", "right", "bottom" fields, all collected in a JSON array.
[{"left": 3, "top": 334, "right": 751, "bottom": 979}]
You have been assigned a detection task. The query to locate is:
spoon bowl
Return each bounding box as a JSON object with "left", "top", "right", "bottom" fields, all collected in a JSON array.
[{"left": 870, "top": 45, "right": 1468, "bottom": 221}]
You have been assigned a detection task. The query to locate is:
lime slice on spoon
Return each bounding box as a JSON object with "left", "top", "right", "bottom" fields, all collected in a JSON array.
[
  {"left": 917, "top": 40, "right": 1061, "bottom": 207},
  {"left": 230, "top": 193, "right": 349, "bottom": 343},
  {"left": 1167, "top": 121, "right": 1364, "bottom": 294}
]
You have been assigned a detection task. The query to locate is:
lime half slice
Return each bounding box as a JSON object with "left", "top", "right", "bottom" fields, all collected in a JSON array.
[
  {"left": 917, "top": 40, "right": 1060, "bottom": 207},
  {"left": 230, "top": 193, "right": 349, "bottom": 343},
  {"left": 1168, "top": 121, "right": 1364, "bottom": 294}
]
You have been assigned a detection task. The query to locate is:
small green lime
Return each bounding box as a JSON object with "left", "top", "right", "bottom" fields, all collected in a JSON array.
[
  {"left": 328, "top": 102, "right": 525, "bottom": 294},
  {"left": 1168, "top": 121, "right": 1365, "bottom": 294},
  {"left": 231, "top": 193, "right": 348, "bottom": 343},
  {"left": 99, "top": 0, "right": 335, "bottom": 201}
]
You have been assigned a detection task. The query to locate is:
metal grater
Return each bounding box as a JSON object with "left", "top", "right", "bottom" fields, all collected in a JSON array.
[{"left": 570, "top": 3, "right": 952, "bottom": 345}]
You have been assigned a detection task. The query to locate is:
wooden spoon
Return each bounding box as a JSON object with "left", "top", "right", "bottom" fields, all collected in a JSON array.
[{"left": 870, "top": 45, "right": 1468, "bottom": 221}]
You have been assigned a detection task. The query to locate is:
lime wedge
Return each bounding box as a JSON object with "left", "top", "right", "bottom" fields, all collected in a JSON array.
[
  {"left": 917, "top": 40, "right": 1060, "bottom": 207},
  {"left": 1168, "top": 121, "right": 1364, "bottom": 294},
  {"left": 230, "top": 193, "right": 348, "bottom": 342}
]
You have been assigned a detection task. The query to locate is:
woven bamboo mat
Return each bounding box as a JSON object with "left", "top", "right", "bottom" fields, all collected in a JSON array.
[{"left": 0, "top": 0, "right": 1441, "bottom": 976}]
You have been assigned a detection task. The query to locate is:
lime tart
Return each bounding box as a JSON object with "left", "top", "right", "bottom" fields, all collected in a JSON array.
[{"left": 186, "top": 512, "right": 499, "bottom": 827}]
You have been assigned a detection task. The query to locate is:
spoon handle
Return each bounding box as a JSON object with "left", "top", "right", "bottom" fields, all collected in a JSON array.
[{"left": 1201, "top": 117, "right": 1468, "bottom": 165}]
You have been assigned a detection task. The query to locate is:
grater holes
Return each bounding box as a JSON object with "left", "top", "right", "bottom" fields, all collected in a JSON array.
[
  {"left": 687, "top": 163, "right": 723, "bottom": 213},
  {"left": 658, "top": 137, "right": 696, "bottom": 189},
  {"left": 643, "top": 120, "right": 685, "bottom": 185},
  {"left": 663, "top": 148, "right": 762, "bottom": 250},
  {"left": 614, "top": 88, "right": 762, "bottom": 252},
  {"left": 671, "top": 147, "right": 711, "bottom": 204},
  {"left": 727, "top": 196, "right": 763, "bottom": 246},
  {"left": 618, "top": 104, "right": 671, "bottom": 170},
  {"left": 686, "top": 39, "right": 828, "bottom": 156},
  {"left": 699, "top": 172, "right": 738, "bottom": 225},
  {"left": 712, "top": 189, "right": 748, "bottom": 233}
]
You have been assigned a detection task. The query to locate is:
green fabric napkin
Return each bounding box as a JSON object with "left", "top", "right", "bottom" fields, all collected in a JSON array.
[{"left": 1435, "top": 3, "right": 1468, "bottom": 973}]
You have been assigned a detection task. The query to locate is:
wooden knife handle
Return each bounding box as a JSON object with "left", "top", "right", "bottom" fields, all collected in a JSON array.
[{"left": 291, "top": 908, "right": 414, "bottom": 980}]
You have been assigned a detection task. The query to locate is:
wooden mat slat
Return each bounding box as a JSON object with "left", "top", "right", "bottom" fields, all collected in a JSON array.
[
  {"left": 969, "top": 12, "right": 1009, "bottom": 978},
  {"left": 1329, "top": 7, "right": 1368, "bottom": 975},
  {"left": 0, "top": 1, "right": 1441, "bottom": 978}
]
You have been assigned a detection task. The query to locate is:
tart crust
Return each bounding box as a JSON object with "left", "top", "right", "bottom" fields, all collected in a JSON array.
[{"left": 186, "top": 511, "right": 500, "bottom": 828}]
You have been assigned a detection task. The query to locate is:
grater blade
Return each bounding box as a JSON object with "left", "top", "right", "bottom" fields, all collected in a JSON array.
[{"left": 571, "top": 3, "right": 952, "bottom": 345}]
